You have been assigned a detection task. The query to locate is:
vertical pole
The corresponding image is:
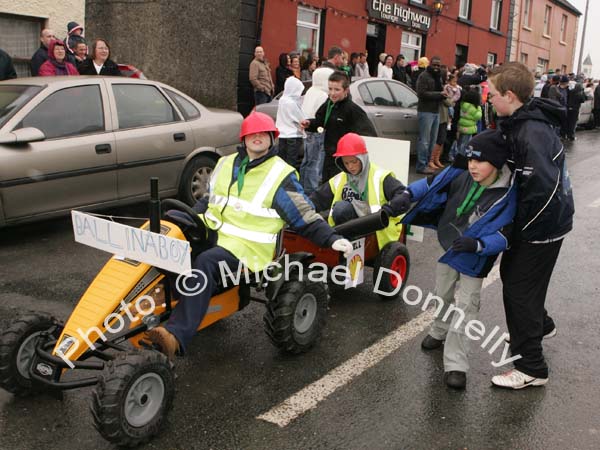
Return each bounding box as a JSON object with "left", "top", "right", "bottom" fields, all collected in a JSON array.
[
  {"left": 150, "top": 177, "right": 161, "bottom": 234},
  {"left": 577, "top": 0, "right": 590, "bottom": 74}
]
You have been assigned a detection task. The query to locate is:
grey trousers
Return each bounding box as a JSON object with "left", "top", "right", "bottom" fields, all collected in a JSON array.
[{"left": 429, "top": 262, "right": 483, "bottom": 372}]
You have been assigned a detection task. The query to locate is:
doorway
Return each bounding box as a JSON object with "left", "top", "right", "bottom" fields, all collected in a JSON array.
[{"left": 366, "top": 22, "right": 387, "bottom": 76}]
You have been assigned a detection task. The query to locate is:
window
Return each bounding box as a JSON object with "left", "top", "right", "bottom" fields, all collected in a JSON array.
[
  {"left": 523, "top": 0, "right": 532, "bottom": 27},
  {"left": 0, "top": 85, "right": 42, "bottom": 128},
  {"left": 520, "top": 52, "right": 528, "bottom": 66},
  {"left": 537, "top": 58, "right": 549, "bottom": 74},
  {"left": 560, "top": 15, "right": 567, "bottom": 42},
  {"left": 360, "top": 81, "right": 395, "bottom": 107},
  {"left": 19, "top": 86, "right": 104, "bottom": 139},
  {"left": 0, "top": 14, "right": 43, "bottom": 77},
  {"left": 487, "top": 53, "right": 497, "bottom": 67},
  {"left": 490, "top": 0, "right": 501, "bottom": 30},
  {"left": 459, "top": 0, "right": 471, "bottom": 19},
  {"left": 386, "top": 82, "right": 418, "bottom": 108},
  {"left": 401, "top": 32, "right": 422, "bottom": 62},
  {"left": 455, "top": 44, "right": 468, "bottom": 69},
  {"left": 296, "top": 6, "right": 320, "bottom": 59},
  {"left": 165, "top": 89, "right": 201, "bottom": 120},
  {"left": 113, "top": 84, "right": 179, "bottom": 129},
  {"left": 544, "top": 6, "right": 552, "bottom": 36}
]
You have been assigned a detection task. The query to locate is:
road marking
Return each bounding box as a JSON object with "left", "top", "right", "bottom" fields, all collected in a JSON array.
[
  {"left": 588, "top": 197, "right": 600, "bottom": 208},
  {"left": 258, "top": 265, "right": 502, "bottom": 428}
]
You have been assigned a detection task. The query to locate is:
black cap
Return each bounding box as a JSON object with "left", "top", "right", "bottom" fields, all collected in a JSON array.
[
  {"left": 465, "top": 130, "right": 509, "bottom": 169},
  {"left": 560, "top": 75, "right": 569, "bottom": 83},
  {"left": 552, "top": 75, "right": 560, "bottom": 82}
]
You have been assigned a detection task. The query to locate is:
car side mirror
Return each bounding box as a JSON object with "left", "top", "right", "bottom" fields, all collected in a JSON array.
[{"left": 0, "top": 127, "right": 46, "bottom": 145}]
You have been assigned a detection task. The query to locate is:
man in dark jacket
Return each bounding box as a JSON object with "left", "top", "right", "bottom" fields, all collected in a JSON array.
[
  {"left": 30, "top": 28, "right": 55, "bottom": 76},
  {"left": 594, "top": 82, "right": 600, "bottom": 128},
  {"left": 301, "top": 71, "right": 377, "bottom": 181},
  {"left": 0, "top": 48, "right": 17, "bottom": 80},
  {"left": 415, "top": 56, "right": 447, "bottom": 174},
  {"left": 565, "top": 77, "right": 586, "bottom": 140},
  {"left": 487, "top": 62, "right": 574, "bottom": 390},
  {"left": 64, "top": 22, "right": 85, "bottom": 56},
  {"left": 392, "top": 54, "right": 409, "bottom": 85}
]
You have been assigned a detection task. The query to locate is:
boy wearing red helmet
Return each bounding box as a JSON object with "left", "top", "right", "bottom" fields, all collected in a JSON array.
[{"left": 147, "top": 112, "right": 353, "bottom": 360}]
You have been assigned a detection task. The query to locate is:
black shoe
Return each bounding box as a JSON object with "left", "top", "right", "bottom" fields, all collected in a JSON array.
[
  {"left": 444, "top": 371, "right": 466, "bottom": 389},
  {"left": 421, "top": 335, "right": 444, "bottom": 350}
]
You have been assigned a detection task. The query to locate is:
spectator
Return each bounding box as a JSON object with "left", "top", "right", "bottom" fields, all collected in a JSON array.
[
  {"left": 0, "top": 48, "right": 17, "bottom": 80},
  {"left": 301, "top": 71, "right": 377, "bottom": 180},
  {"left": 64, "top": 21, "right": 85, "bottom": 56},
  {"left": 379, "top": 55, "right": 393, "bottom": 79},
  {"left": 301, "top": 56, "right": 317, "bottom": 82},
  {"left": 564, "top": 76, "right": 585, "bottom": 141},
  {"left": 442, "top": 73, "right": 462, "bottom": 162},
  {"left": 339, "top": 51, "right": 352, "bottom": 78},
  {"left": 415, "top": 56, "right": 446, "bottom": 174},
  {"left": 276, "top": 76, "right": 305, "bottom": 170},
  {"left": 534, "top": 74, "right": 547, "bottom": 98},
  {"left": 249, "top": 46, "right": 274, "bottom": 106},
  {"left": 594, "top": 81, "right": 600, "bottom": 128},
  {"left": 349, "top": 52, "right": 359, "bottom": 77},
  {"left": 392, "top": 54, "right": 408, "bottom": 84},
  {"left": 540, "top": 74, "right": 553, "bottom": 98},
  {"left": 377, "top": 52, "right": 387, "bottom": 78},
  {"left": 354, "top": 53, "right": 370, "bottom": 79},
  {"left": 77, "top": 39, "right": 121, "bottom": 76},
  {"left": 38, "top": 40, "right": 79, "bottom": 76},
  {"left": 547, "top": 75, "right": 563, "bottom": 105},
  {"left": 73, "top": 42, "right": 88, "bottom": 64},
  {"left": 429, "top": 70, "right": 454, "bottom": 170},
  {"left": 455, "top": 88, "right": 482, "bottom": 158},
  {"left": 487, "top": 62, "right": 573, "bottom": 390},
  {"left": 290, "top": 53, "right": 301, "bottom": 79},
  {"left": 458, "top": 63, "right": 487, "bottom": 89},
  {"left": 300, "top": 67, "right": 334, "bottom": 194},
  {"left": 411, "top": 57, "right": 429, "bottom": 87},
  {"left": 275, "top": 53, "right": 293, "bottom": 95},
  {"left": 30, "top": 28, "right": 55, "bottom": 76},
  {"left": 320, "top": 46, "right": 344, "bottom": 70}
]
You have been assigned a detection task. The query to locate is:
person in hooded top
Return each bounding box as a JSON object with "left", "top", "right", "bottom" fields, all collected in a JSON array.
[
  {"left": 64, "top": 21, "right": 86, "bottom": 56},
  {"left": 275, "top": 76, "right": 306, "bottom": 170},
  {"left": 299, "top": 66, "right": 334, "bottom": 194},
  {"left": 275, "top": 53, "right": 293, "bottom": 95},
  {"left": 77, "top": 39, "right": 121, "bottom": 76},
  {"left": 38, "top": 39, "right": 79, "bottom": 76},
  {"left": 310, "top": 133, "right": 410, "bottom": 243}
]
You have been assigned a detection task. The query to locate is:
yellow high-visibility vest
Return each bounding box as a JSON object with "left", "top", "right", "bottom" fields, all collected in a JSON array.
[
  {"left": 327, "top": 163, "right": 402, "bottom": 249},
  {"left": 201, "top": 154, "right": 295, "bottom": 272}
]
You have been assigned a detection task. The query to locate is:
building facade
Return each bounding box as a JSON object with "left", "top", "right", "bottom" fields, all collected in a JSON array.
[
  {"left": 509, "top": 0, "right": 581, "bottom": 75},
  {"left": 0, "top": 0, "right": 84, "bottom": 77}
]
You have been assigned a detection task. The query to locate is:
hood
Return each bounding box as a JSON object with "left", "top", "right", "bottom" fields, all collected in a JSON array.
[
  {"left": 47, "top": 39, "right": 66, "bottom": 62},
  {"left": 282, "top": 76, "right": 304, "bottom": 98},
  {"left": 336, "top": 152, "right": 370, "bottom": 182},
  {"left": 67, "top": 21, "right": 83, "bottom": 35},
  {"left": 511, "top": 97, "right": 566, "bottom": 128},
  {"left": 311, "top": 67, "right": 334, "bottom": 93}
]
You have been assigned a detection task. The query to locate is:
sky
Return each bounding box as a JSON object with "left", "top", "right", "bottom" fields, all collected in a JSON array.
[{"left": 570, "top": 0, "right": 600, "bottom": 78}]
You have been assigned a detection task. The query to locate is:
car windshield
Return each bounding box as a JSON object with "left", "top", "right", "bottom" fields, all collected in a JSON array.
[{"left": 0, "top": 85, "right": 43, "bottom": 129}]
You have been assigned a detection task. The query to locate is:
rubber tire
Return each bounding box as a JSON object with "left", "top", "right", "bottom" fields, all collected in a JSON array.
[
  {"left": 0, "top": 312, "right": 56, "bottom": 396},
  {"left": 373, "top": 242, "right": 410, "bottom": 300},
  {"left": 178, "top": 155, "right": 217, "bottom": 206},
  {"left": 264, "top": 280, "right": 328, "bottom": 354},
  {"left": 91, "top": 350, "right": 175, "bottom": 447}
]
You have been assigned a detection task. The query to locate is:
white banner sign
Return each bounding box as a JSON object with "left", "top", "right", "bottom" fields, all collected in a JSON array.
[
  {"left": 406, "top": 224, "right": 424, "bottom": 242},
  {"left": 345, "top": 238, "right": 366, "bottom": 289},
  {"left": 71, "top": 211, "right": 191, "bottom": 274}
]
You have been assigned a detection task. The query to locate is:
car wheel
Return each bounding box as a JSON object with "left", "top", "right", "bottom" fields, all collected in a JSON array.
[
  {"left": 373, "top": 242, "right": 410, "bottom": 300},
  {"left": 179, "top": 155, "right": 217, "bottom": 205}
]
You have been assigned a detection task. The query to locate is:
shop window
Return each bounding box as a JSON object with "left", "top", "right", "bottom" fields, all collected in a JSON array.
[
  {"left": 400, "top": 32, "right": 422, "bottom": 62},
  {"left": 0, "top": 14, "right": 43, "bottom": 77},
  {"left": 455, "top": 44, "right": 468, "bottom": 69},
  {"left": 490, "top": 0, "right": 501, "bottom": 31},
  {"left": 520, "top": 52, "right": 528, "bottom": 66},
  {"left": 536, "top": 58, "right": 549, "bottom": 74},
  {"left": 560, "top": 15, "right": 567, "bottom": 42},
  {"left": 296, "top": 6, "right": 320, "bottom": 59},
  {"left": 543, "top": 6, "right": 552, "bottom": 37},
  {"left": 459, "top": 0, "right": 471, "bottom": 20},
  {"left": 523, "top": 0, "right": 532, "bottom": 28}
]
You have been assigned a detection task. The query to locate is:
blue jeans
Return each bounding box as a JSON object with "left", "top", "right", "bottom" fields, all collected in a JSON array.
[
  {"left": 300, "top": 131, "right": 325, "bottom": 195},
  {"left": 416, "top": 112, "right": 440, "bottom": 171},
  {"left": 254, "top": 91, "right": 272, "bottom": 105},
  {"left": 331, "top": 201, "right": 358, "bottom": 224}
]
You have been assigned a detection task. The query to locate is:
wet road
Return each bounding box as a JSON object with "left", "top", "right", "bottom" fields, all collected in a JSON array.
[{"left": 1, "top": 129, "right": 599, "bottom": 449}]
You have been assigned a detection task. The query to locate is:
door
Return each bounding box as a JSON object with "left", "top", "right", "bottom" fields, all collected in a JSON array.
[
  {"left": 109, "top": 83, "right": 194, "bottom": 199},
  {"left": 385, "top": 81, "right": 419, "bottom": 151},
  {"left": 366, "top": 23, "right": 386, "bottom": 77},
  {"left": 357, "top": 80, "right": 403, "bottom": 140},
  {"left": 0, "top": 83, "right": 117, "bottom": 220}
]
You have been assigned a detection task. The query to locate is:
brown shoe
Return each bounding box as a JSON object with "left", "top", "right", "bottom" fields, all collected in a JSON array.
[
  {"left": 416, "top": 167, "right": 436, "bottom": 175},
  {"left": 147, "top": 327, "right": 180, "bottom": 361}
]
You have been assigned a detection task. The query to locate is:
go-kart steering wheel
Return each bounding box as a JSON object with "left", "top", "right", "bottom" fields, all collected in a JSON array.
[{"left": 160, "top": 198, "right": 207, "bottom": 246}]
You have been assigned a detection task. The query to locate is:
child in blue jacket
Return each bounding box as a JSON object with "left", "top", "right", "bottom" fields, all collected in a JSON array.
[{"left": 401, "top": 129, "right": 516, "bottom": 389}]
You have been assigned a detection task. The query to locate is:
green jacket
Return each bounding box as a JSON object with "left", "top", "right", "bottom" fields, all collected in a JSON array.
[{"left": 458, "top": 102, "right": 482, "bottom": 135}]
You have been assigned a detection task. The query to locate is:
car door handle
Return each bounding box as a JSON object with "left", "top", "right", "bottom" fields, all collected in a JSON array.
[
  {"left": 95, "top": 144, "right": 112, "bottom": 154},
  {"left": 403, "top": 114, "right": 414, "bottom": 119},
  {"left": 173, "top": 133, "right": 186, "bottom": 142},
  {"left": 374, "top": 113, "right": 384, "bottom": 117}
]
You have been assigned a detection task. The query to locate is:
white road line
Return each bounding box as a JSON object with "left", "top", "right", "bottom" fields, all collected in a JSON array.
[
  {"left": 588, "top": 197, "right": 600, "bottom": 208},
  {"left": 258, "top": 265, "right": 502, "bottom": 428}
]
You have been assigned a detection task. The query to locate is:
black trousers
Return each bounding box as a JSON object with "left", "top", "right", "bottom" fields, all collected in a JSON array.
[
  {"left": 277, "top": 137, "right": 303, "bottom": 170},
  {"left": 500, "top": 239, "right": 563, "bottom": 378},
  {"left": 566, "top": 107, "right": 580, "bottom": 139}
]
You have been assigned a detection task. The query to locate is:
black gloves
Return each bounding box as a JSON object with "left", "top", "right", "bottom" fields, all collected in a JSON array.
[
  {"left": 452, "top": 236, "right": 480, "bottom": 253},
  {"left": 383, "top": 190, "right": 412, "bottom": 217}
]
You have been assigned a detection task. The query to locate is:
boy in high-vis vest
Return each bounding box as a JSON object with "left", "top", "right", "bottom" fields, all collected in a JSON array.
[
  {"left": 309, "top": 133, "right": 412, "bottom": 251},
  {"left": 147, "top": 112, "right": 353, "bottom": 361}
]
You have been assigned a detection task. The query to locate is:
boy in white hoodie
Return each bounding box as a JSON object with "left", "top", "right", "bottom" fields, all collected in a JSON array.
[{"left": 276, "top": 76, "right": 306, "bottom": 170}]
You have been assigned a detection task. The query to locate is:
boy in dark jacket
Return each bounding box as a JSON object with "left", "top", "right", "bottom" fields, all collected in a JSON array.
[
  {"left": 402, "top": 130, "right": 516, "bottom": 389},
  {"left": 487, "top": 62, "right": 574, "bottom": 390}
]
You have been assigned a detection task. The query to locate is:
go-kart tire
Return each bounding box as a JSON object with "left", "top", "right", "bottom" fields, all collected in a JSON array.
[
  {"left": 179, "top": 155, "right": 216, "bottom": 205},
  {"left": 264, "top": 280, "right": 328, "bottom": 354},
  {"left": 91, "top": 350, "right": 175, "bottom": 447},
  {"left": 373, "top": 242, "right": 410, "bottom": 300},
  {"left": 0, "top": 312, "right": 56, "bottom": 396}
]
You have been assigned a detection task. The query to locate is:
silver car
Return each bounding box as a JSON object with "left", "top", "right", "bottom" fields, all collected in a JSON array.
[
  {"left": 0, "top": 76, "right": 242, "bottom": 227},
  {"left": 256, "top": 78, "right": 419, "bottom": 151}
]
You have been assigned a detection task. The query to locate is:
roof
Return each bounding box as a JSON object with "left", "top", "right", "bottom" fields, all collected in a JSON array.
[
  {"left": 583, "top": 55, "right": 593, "bottom": 66},
  {"left": 551, "top": 0, "right": 582, "bottom": 16}
]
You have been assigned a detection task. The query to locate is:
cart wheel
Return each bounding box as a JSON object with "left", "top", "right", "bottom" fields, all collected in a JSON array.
[
  {"left": 91, "top": 350, "right": 175, "bottom": 447},
  {"left": 0, "top": 312, "right": 56, "bottom": 396},
  {"left": 264, "top": 280, "right": 328, "bottom": 354},
  {"left": 373, "top": 242, "right": 410, "bottom": 300}
]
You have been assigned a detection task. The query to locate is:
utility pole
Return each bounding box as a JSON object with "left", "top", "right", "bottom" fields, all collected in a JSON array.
[{"left": 577, "top": 0, "right": 590, "bottom": 74}]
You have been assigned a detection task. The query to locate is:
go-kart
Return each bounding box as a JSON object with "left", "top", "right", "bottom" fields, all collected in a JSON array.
[
  {"left": 0, "top": 180, "right": 329, "bottom": 447},
  {"left": 283, "top": 209, "right": 410, "bottom": 300}
]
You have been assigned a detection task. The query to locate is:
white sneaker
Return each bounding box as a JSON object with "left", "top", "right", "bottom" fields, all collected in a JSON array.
[
  {"left": 505, "top": 327, "right": 557, "bottom": 343},
  {"left": 491, "top": 369, "right": 548, "bottom": 389}
]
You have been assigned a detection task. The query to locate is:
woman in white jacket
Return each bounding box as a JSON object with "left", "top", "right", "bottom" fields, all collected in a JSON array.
[{"left": 379, "top": 55, "right": 393, "bottom": 79}]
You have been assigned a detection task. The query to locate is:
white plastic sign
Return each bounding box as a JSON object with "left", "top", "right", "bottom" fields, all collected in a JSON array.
[
  {"left": 345, "top": 238, "right": 366, "bottom": 289},
  {"left": 71, "top": 211, "right": 191, "bottom": 274}
]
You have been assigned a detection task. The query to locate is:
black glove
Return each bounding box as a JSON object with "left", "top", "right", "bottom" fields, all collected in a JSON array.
[
  {"left": 451, "top": 236, "right": 480, "bottom": 253},
  {"left": 384, "top": 190, "right": 412, "bottom": 216}
]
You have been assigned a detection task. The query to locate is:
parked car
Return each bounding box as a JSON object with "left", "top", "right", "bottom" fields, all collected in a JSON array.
[
  {"left": 578, "top": 90, "right": 595, "bottom": 129},
  {"left": 256, "top": 78, "right": 419, "bottom": 152},
  {"left": 0, "top": 76, "right": 242, "bottom": 227}
]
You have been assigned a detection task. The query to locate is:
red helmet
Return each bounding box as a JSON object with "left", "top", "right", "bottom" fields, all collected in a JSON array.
[
  {"left": 240, "top": 112, "right": 279, "bottom": 141},
  {"left": 333, "top": 133, "right": 368, "bottom": 157}
]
